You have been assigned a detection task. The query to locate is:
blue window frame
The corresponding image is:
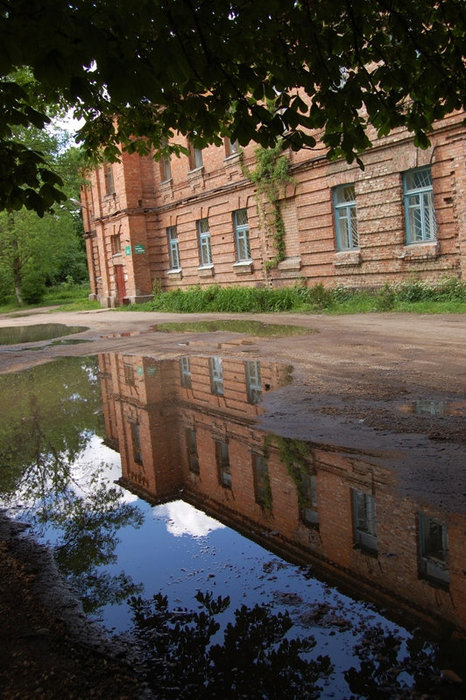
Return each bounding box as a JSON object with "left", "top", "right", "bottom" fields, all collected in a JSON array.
[
  {"left": 198, "top": 218, "right": 212, "bottom": 266},
  {"left": 333, "top": 184, "right": 358, "bottom": 250},
  {"left": 245, "top": 360, "right": 261, "bottom": 404},
  {"left": 167, "top": 226, "right": 180, "bottom": 270},
  {"left": 179, "top": 357, "right": 191, "bottom": 388},
  {"left": 403, "top": 167, "right": 437, "bottom": 244},
  {"left": 234, "top": 209, "right": 251, "bottom": 262},
  {"left": 209, "top": 356, "right": 224, "bottom": 395}
]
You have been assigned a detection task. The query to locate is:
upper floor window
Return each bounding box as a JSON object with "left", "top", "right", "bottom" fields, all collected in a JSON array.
[
  {"left": 209, "top": 356, "right": 224, "bottom": 396},
  {"left": 198, "top": 218, "right": 212, "bottom": 266},
  {"left": 333, "top": 184, "right": 358, "bottom": 250},
  {"left": 179, "top": 356, "right": 191, "bottom": 388},
  {"left": 215, "top": 440, "right": 231, "bottom": 488},
  {"left": 111, "top": 233, "right": 121, "bottom": 255},
  {"left": 224, "top": 137, "right": 239, "bottom": 157},
  {"left": 245, "top": 360, "right": 261, "bottom": 404},
  {"left": 418, "top": 513, "right": 449, "bottom": 588},
  {"left": 300, "top": 472, "right": 319, "bottom": 527},
  {"left": 123, "top": 362, "right": 135, "bottom": 386},
  {"left": 160, "top": 154, "right": 171, "bottom": 182},
  {"left": 234, "top": 209, "right": 251, "bottom": 262},
  {"left": 403, "top": 167, "right": 437, "bottom": 244},
  {"left": 188, "top": 143, "right": 203, "bottom": 170},
  {"left": 104, "top": 163, "right": 115, "bottom": 195},
  {"left": 352, "top": 489, "right": 377, "bottom": 555},
  {"left": 185, "top": 427, "right": 200, "bottom": 474},
  {"left": 167, "top": 226, "right": 180, "bottom": 270},
  {"left": 252, "top": 453, "right": 271, "bottom": 510},
  {"left": 130, "top": 421, "right": 142, "bottom": 465}
]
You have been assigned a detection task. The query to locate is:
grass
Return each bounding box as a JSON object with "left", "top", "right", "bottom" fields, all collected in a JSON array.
[
  {"left": 0, "top": 282, "right": 101, "bottom": 315},
  {"left": 127, "top": 277, "right": 466, "bottom": 315},
  {"left": 1, "top": 277, "right": 465, "bottom": 316}
]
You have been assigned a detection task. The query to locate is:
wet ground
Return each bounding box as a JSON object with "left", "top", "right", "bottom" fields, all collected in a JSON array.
[{"left": 0, "top": 307, "right": 465, "bottom": 698}]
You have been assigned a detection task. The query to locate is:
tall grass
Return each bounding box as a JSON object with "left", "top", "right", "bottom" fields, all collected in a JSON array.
[{"left": 131, "top": 277, "right": 466, "bottom": 315}]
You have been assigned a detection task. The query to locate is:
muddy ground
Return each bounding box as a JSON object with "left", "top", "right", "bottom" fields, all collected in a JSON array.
[{"left": 0, "top": 307, "right": 465, "bottom": 697}]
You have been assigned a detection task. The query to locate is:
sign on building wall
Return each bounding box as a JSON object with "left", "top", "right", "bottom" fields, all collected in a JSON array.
[
  {"left": 125, "top": 245, "right": 131, "bottom": 255},
  {"left": 134, "top": 244, "right": 146, "bottom": 254}
]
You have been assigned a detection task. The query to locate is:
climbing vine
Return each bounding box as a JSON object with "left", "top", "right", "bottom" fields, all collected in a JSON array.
[
  {"left": 243, "top": 141, "right": 294, "bottom": 270},
  {"left": 272, "top": 436, "right": 313, "bottom": 512}
]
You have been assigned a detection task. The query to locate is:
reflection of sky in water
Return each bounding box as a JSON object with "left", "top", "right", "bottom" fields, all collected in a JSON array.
[{"left": 157, "top": 501, "right": 226, "bottom": 537}]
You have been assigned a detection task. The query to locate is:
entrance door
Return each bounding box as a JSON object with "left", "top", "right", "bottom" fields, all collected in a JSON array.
[{"left": 114, "top": 265, "right": 127, "bottom": 305}]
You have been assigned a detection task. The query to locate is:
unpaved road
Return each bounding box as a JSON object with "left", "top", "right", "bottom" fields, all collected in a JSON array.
[{"left": 0, "top": 307, "right": 465, "bottom": 698}]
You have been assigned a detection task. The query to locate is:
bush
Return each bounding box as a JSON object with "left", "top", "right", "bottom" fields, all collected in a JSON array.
[{"left": 20, "top": 271, "right": 46, "bottom": 304}]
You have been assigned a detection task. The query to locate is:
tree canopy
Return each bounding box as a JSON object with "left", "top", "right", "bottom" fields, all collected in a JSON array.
[{"left": 1, "top": 0, "right": 465, "bottom": 213}]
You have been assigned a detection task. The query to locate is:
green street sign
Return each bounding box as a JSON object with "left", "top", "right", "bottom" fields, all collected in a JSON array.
[{"left": 134, "top": 244, "right": 146, "bottom": 254}]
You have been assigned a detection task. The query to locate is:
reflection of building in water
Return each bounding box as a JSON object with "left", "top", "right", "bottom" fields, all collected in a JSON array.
[{"left": 99, "top": 353, "right": 466, "bottom": 634}]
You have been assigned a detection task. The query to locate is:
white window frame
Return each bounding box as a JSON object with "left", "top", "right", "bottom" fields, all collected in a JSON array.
[
  {"left": 333, "top": 184, "right": 358, "bottom": 251},
  {"left": 198, "top": 218, "right": 212, "bottom": 266},
  {"left": 167, "top": 226, "right": 180, "bottom": 270},
  {"left": 209, "top": 356, "right": 224, "bottom": 395},
  {"left": 234, "top": 209, "right": 251, "bottom": 262},
  {"left": 403, "top": 167, "right": 437, "bottom": 244}
]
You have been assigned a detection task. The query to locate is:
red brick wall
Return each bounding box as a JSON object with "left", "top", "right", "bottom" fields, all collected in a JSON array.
[
  {"left": 81, "top": 114, "right": 466, "bottom": 304},
  {"left": 100, "top": 352, "right": 466, "bottom": 634}
]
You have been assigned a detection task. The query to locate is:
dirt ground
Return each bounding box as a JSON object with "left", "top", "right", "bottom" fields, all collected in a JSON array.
[{"left": 0, "top": 307, "right": 465, "bottom": 697}]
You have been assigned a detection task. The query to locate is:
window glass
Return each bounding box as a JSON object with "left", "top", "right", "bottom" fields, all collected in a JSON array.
[
  {"left": 403, "top": 167, "right": 437, "bottom": 244},
  {"left": 234, "top": 209, "right": 251, "bottom": 262},
  {"left": 333, "top": 184, "right": 358, "bottom": 251}
]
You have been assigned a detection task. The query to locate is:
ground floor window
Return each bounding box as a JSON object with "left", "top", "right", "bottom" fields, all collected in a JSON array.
[
  {"left": 234, "top": 209, "right": 251, "bottom": 262},
  {"left": 333, "top": 184, "right": 358, "bottom": 250},
  {"left": 352, "top": 489, "right": 377, "bottom": 554},
  {"left": 168, "top": 226, "right": 180, "bottom": 269},
  {"left": 418, "top": 513, "right": 449, "bottom": 587},
  {"left": 403, "top": 167, "right": 437, "bottom": 244}
]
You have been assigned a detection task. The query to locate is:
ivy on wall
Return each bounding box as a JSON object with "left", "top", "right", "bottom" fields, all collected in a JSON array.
[{"left": 243, "top": 142, "right": 294, "bottom": 270}]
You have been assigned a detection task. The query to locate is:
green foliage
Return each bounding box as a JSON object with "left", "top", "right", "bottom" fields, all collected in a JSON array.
[
  {"left": 20, "top": 268, "right": 46, "bottom": 304},
  {"left": 244, "top": 142, "right": 293, "bottom": 269},
  {"left": 136, "top": 277, "right": 466, "bottom": 315},
  {"left": 1, "top": 2, "right": 465, "bottom": 212},
  {"left": 130, "top": 591, "right": 332, "bottom": 698}
]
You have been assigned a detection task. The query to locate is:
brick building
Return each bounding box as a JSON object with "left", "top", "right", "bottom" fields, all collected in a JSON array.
[
  {"left": 98, "top": 351, "right": 466, "bottom": 635},
  {"left": 81, "top": 113, "right": 466, "bottom": 306}
]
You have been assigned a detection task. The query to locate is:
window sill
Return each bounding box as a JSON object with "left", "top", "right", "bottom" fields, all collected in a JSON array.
[
  {"left": 233, "top": 260, "right": 254, "bottom": 274},
  {"left": 167, "top": 268, "right": 182, "bottom": 279},
  {"left": 277, "top": 256, "right": 301, "bottom": 272},
  {"left": 198, "top": 264, "right": 214, "bottom": 277},
  {"left": 400, "top": 241, "right": 439, "bottom": 261},
  {"left": 188, "top": 166, "right": 204, "bottom": 176},
  {"left": 223, "top": 153, "right": 241, "bottom": 164},
  {"left": 333, "top": 249, "right": 361, "bottom": 267}
]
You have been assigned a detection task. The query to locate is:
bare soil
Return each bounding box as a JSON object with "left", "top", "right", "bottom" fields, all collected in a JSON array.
[{"left": 0, "top": 307, "right": 465, "bottom": 697}]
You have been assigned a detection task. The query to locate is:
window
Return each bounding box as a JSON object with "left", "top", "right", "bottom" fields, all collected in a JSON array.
[
  {"left": 403, "top": 167, "right": 437, "bottom": 244},
  {"left": 300, "top": 472, "right": 319, "bottom": 527},
  {"left": 124, "top": 362, "right": 135, "bottom": 386},
  {"left": 160, "top": 154, "right": 171, "bottom": 182},
  {"left": 104, "top": 163, "right": 115, "bottom": 195},
  {"left": 111, "top": 233, "right": 121, "bottom": 254},
  {"left": 168, "top": 226, "right": 180, "bottom": 270},
  {"left": 215, "top": 440, "right": 231, "bottom": 487},
  {"left": 225, "top": 137, "right": 239, "bottom": 157},
  {"left": 253, "top": 453, "right": 271, "bottom": 510},
  {"left": 209, "top": 357, "right": 224, "bottom": 395},
  {"left": 180, "top": 357, "right": 191, "bottom": 388},
  {"left": 130, "top": 422, "right": 142, "bottom": 464},
  {"left": 185, "top": 427, "right": 199, "bottom": 474},
  {"left": 418, "top": 513, "right": 449, "bottom": 588},
  {"left": 189, "top": 143, "right": 203, "bottom": 170},
  {"left": 198, "top": 218, "right": 212, "bottom": 266},
  {"left": 245, "top": 360, "right": 261, "bottom": 404},
  {"left": 333, "top": 184, "right": 358, "bottom": 250},
  {"left": 234, "top": 209, "right": 251, "bottom": 262},
  {"left": 352, "top": 490, "right": 377, "bottom": 554}
]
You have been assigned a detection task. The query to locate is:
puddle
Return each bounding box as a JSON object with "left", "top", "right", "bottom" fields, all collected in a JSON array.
[
  {"left": 0, "top": 353, "right": 465, "bottom": 697},
  {"left": 151, "top": 320, "right": 314, "bottom": 336},
  {"left": 0, "top": 324, "right": 88, "bottom": 345}
]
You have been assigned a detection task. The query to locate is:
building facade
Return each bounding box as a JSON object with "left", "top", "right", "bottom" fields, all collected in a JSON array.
[
  {"left": 81, "top": 114, "right": 466, "bottom": 306},
  {"left": 98, "top": 351, "right": 466, "bottom": 635}
]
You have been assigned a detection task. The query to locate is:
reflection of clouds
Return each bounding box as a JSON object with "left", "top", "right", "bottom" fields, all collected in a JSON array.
[
  {"left": 73, "top": 435, "right": 138, "bottom": 504},
  {"left": 157, "top": 501, "right": 226, "bottom": 538}
]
